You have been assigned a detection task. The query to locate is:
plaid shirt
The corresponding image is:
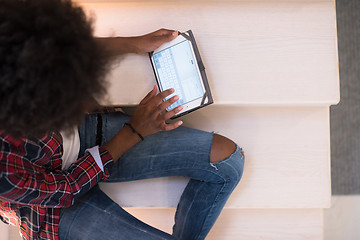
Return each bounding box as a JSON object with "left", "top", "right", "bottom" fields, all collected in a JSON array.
[{"left": 0, "top": 131, "right": 114, "bottom": 240}]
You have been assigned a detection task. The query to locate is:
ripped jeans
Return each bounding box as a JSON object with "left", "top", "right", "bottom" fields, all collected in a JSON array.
[{"left": 59, "top": 112, "right": 245, "bottom": 240}]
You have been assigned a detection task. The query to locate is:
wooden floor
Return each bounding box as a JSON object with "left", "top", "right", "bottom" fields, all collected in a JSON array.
[
  {"left": 1, "top": 0, "right": 339, "bottom": 239},
  {"left": 126, "top": 208, "right": 323, "bottom": 240}
]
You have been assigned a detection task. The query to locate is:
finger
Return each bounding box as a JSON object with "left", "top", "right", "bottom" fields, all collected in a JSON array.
[
  {"left": 154, "top": 29, "right": 178, "bottom": 42},
  {"left": 140, "top": 85, "right": 157, "bottom": 105},
  {"left": 156, "top": 95, "right": 180, "bottom": 113},
  {"left": 160, "top": 120, "right": 183, "bottom": 132},
  {"left": 149, "top": 88, "right": 175, "bottom": 107},
  {"left": 162, "top": 105, "right": 183, "bottom": 120}
]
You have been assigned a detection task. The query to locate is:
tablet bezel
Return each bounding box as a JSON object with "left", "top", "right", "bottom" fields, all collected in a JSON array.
[{"left": 150, "top": 33, "right": 207, "bottom": 117}]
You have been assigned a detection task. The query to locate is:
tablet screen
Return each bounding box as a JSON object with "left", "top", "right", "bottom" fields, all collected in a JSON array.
[{"left": 152, "top": 40, "right": 205, "bottom": 110}]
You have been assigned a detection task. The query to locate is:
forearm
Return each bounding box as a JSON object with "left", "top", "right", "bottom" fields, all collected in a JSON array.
[
  {"left": 96, "top": 37, "right": 140, "bottom": 56},
  {"left": 102, "top": 123, "right": 142, "bottom": 162},
  {"left": 95, "top": 29, "right": 178, "bottom": 57}
]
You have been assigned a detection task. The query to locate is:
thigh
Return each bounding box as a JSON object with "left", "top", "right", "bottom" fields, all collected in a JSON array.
[
  {"left": 99, "top": 112, "right": 219, "bottom": 183},
  {"left": 59, "top": 185, "right": 177, "bottom": 240},
  {"left": 78, "top": 112, "right": 132, "bottom": 157},
  {"left": 79, "top": 112, "right": 219, "bottom": 183}
]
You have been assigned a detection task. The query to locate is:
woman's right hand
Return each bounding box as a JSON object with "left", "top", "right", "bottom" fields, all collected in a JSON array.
[
  {"left": 103, "top": 86, "right": 183, "bottom": 161},
  {"left": 128, "top": 85, "right": 183, "bottom": 138}
]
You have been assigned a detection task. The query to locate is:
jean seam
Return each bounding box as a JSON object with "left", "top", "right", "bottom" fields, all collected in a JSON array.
[
  {"left": 194, "top": 180, "right": 227, "bottom": 240},
  {"left": 175, "top": 182, "right": 206, "bottom": 239},
  {"left": 60, "top": 197, "right": 89, "bottom": 240}
]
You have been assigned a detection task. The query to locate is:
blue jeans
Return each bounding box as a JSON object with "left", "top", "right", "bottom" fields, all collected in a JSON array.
[{"left": 59, "top": 112, "right": 245, "bottom": 240}]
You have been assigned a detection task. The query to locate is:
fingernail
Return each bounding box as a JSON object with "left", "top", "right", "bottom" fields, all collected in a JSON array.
[
  {"left": 178, "top": 121, "right": 183, "bottom": 126},
  {"left": 170, "top": 88, "right": 175, "bottom": 93},
  {"left": 174, "top": 95, "right": 179, "bottom": 101},
  {"left": 178, "top": 106, "right": 183, "bottom": 111},
  {"left": 172, "top": 31, "right": 178, "bottom": 36}
]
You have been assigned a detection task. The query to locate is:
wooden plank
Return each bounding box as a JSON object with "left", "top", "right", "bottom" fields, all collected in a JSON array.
[
  {"left": 324, "top": 196, "right": 360, "bottom": 240},
  {"left": 100, "top": 106, "right": 331, "bottom": 208},
  {"left": 7, "top": 226, "right": 22, "bottom": 240},
  {"left": 77, "top": 1, "right": 339, "bottom": 106},
  {"left": 124, "top": 208, "right": 324, "bottom": 240},
  {"left": 0, "top": 222, "right": 9, "bottom": 240}
]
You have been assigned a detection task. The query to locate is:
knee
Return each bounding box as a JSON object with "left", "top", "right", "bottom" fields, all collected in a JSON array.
[
  {"left": 210, "top": 134, "right": 237, "bottom": 163},
  {"left": 210, "top": 134, "right": 245, "bottom": 184}
]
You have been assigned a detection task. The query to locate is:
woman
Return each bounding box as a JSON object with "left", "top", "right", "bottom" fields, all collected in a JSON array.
[{"left": 0, "top": 0, "right": 245, "bottom": 239}]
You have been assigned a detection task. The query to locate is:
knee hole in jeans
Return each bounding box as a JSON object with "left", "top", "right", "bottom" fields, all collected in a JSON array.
[{"left": 210, "top": 134, "right": 237, "bottom": 163}]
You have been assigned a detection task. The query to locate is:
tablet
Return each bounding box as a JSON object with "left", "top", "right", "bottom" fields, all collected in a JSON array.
[{"left": 149, "top": 30, "right": 213, "bottom": 118}]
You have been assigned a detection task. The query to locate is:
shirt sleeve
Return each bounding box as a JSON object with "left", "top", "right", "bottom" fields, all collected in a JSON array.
[
  {"left": 85, "top": 146, "right": 104, "bottom": 172},
  {"left": 0, "top": 145, "right": 114, "bottom": 208}
]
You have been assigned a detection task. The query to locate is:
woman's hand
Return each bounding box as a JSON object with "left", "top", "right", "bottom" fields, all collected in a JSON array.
[
  {"left": 132, "top": 29, "right": 179, "bottom": 54},
  {"left": 129, "top": 85, "right": 183, "bottom": 137},
  {"left": 102, "top": 86, "right": 183, "bottom": 161},
  {"left": 96, "top": 29, "right": 179, "bottom": 56}
]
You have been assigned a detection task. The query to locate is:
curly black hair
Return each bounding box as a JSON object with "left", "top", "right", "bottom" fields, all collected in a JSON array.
[{"left": 0, "top": 0, "right": 111, "bottom": 137}]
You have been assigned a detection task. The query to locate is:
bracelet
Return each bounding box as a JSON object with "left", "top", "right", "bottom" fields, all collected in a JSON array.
[{"left": 124, "top": 122, "right": 144, "bottom": 141}]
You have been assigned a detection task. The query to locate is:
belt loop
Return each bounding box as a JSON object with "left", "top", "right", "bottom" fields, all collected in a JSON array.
[{"left": 96, "top": 114, "right": 103, "bottom": 146}]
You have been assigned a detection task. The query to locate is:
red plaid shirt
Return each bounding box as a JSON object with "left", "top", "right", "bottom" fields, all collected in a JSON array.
[{"left": 0, "top": 131, "right": 114, "bottom": 239}]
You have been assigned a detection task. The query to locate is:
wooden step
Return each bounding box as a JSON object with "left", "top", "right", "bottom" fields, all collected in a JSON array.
[
  {"left": 324, "top": 196, "right": 360, "bottom": 240},
  {"left": 76, "top": 1, "right": 339, "bottom": 106},
  {"left": 100, "top": 105, "right": 331, "bottom": 208},
  {"left": 0, "top": 222, "right": 9, "bottom": 240},
  {"left": 124, "top": 208, "right": 323, "bottom": 240}
]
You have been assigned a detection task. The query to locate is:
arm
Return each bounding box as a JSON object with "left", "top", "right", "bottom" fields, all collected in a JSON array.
[
  {"left": 96, "top": 29, "right": 179, "bottom": 56},
  {"left": 103, "top": 85, "right": 183, "bottom": 161},
  {"left": 0, "top": 142, "right": 112, "bottom": 208},
  {"left": 0, "top": 86, "right": 182, "bottom": 207}
]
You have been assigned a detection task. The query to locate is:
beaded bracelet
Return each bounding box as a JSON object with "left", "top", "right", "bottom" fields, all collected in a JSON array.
[{"left": 124, "top": 122, "right": 144, "bottom": 141}]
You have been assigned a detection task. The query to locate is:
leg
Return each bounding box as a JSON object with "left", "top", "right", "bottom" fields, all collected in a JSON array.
[
  {"left": 102, "top": 113, "right": 245, "bottom": 240},
  {"left": 59, "top": 185, "right": 177, "bottom": 240},
  {"left": 79, "top": 112, "right": 245, "bottom": 240},
  {"left": 172, "top": 136, "right": 244, "bottom": 240}
]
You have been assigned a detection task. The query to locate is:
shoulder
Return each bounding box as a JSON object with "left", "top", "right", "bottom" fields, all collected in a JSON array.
[{"left": 0, "top": 131, "right": 63, "bottom": 169}]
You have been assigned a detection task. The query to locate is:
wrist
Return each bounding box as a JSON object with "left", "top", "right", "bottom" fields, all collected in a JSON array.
[
  {"left": 96, "top": 37, "right": 139, "bottom": 55},
  {"left": 102, "top": 124, "right": 141, "bottom": 162},
  {"left": 112, "top": 37, "right": 138, "bottom": 54},
  {"left": 124, "top": 122, "right": 144, "bottom": 141}
]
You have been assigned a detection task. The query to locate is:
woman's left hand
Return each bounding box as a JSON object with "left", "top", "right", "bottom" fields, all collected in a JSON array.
[
  {"left": 132, "top": 29, "right": 179, "bottom": 54},
  {"left": 96, "top": 29, "right": 179, "bottom": 56}
]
